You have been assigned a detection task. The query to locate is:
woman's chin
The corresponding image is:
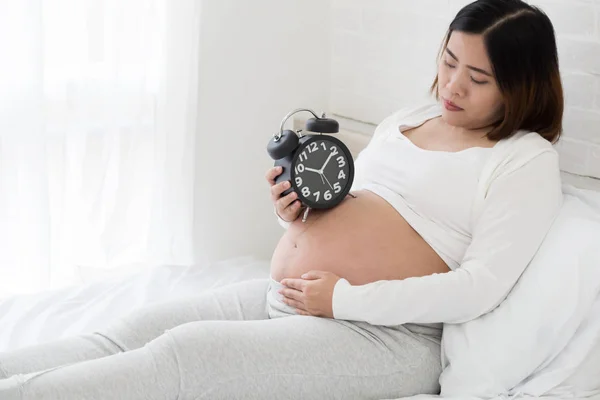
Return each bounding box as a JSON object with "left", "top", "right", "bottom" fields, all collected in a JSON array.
[{"left": 440, "top": 110, "right": 468, "bottom": 128}]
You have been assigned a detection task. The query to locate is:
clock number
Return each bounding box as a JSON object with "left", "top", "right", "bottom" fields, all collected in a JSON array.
[
  {"left": 338, "top": 170, "right": 346, "bottom": 180},
  {"left": 313, "top": 191, "right": 320, "bottom": 202},
  {"left": 330, "top": 146, "right": 339, "bottom": 156},
  {"left": 337, "top": 156, "right": 346, "bottom": 168},
  {"left": 308, "top": 142, "right": 318, "bottom": 153},
  {"left": 320, "top": 142, "right": 327, "bottom": 151},
  {"left": 333, "top": 182, "right": 341, "bottom": 193},
  {"left": 295, "top": 163, "right": 305, "bottom": 174},
  {"left": 299, "top": 151, "right": 308, "bottom": 162},
  {"left": 302, "top": 186, "right": 310, "bottom": 197},
  {"left": 295, "top": 176, "right": 303, "bottom": 186},
  {"left": 324, "top": 190, "right": 332, "bottom": 201}
]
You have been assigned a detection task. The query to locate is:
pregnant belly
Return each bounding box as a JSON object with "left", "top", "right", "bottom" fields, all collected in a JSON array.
[{"left": 270, "top": 189, "right": 450, "bottom": 285}]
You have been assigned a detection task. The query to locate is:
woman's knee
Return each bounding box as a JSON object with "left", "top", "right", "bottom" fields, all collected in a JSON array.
[
  {"left": 141, "top": 320, "right": 267, "bottom": 398},
  {"left": 96, "top": 305, "right": 170, "bottom": 351},
  {"left": 153, "top": 321, "right": 229, "bottom": 355},
  {"left": 147, "top": 320, "right": 258, "bottom": 374},
  {"left": 99, "top": 278, "right": 271, "bottom": 351}
]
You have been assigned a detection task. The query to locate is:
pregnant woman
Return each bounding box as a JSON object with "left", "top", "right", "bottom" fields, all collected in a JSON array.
[{"left": 0, "top": 1, "right": 564, "bottom": 399}]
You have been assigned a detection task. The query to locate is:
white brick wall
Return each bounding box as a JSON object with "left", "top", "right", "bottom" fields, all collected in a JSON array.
[{"left": 329, "top": 0, "right": 600, "bottom": 180}]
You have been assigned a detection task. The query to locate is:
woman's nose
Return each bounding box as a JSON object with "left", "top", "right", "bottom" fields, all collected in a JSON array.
[{"left": 446, "top": 73, "right": 466, "bottom": 98}]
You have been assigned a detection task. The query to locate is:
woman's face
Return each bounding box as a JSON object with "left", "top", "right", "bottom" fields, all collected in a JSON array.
[{"left": 437, "top": 31, "right": 504, "bottom": 131}]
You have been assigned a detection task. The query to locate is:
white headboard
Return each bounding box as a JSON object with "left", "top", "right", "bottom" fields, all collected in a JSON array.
[{"left": 561, "top": 172, "right": 600, "bottom": 192}]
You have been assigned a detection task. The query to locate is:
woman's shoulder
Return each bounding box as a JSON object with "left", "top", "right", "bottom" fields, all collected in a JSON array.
[
  {"left": 486, "top": 130, "right": 560, "bottom": 182},
  {"left": 496, "top": 130, "right": 558, "bottom": 162},
  {"left": 473, "top": 130, "right": 562, "bottom": 221}
]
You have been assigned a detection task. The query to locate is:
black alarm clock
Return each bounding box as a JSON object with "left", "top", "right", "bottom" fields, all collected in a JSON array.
[{"left": 267, "top": 108, "right": 354, "bottom": 210}]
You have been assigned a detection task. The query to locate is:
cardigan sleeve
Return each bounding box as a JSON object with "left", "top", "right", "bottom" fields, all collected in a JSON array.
[
  {"left": 274, "top": 206, "right": 292, "bottom": 229},
  {"left": 331, "top": 150, "right": 563, "bottom": 326}
]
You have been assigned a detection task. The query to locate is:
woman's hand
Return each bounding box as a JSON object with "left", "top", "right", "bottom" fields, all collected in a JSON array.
[
  {"left": 265, "top": 166, "right": 302, "bottom": 223},
  {"left": 280, "top": 271, "right": 341, "bottom": 318}
]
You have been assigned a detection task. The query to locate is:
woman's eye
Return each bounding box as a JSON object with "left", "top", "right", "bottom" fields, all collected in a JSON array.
[
  {"left": 443, "top": 60, "right": 455, "bottom": 68},
  {"left": 470, "top": 77, "right": 487, "bottom": 85}
]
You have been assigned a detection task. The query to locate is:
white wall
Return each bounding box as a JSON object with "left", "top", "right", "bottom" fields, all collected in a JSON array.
[
  {"left": 194, "top": 0, "right": 332, "bottom": 264},
  {"left": 195, "top": 0, "right": 600, "bottom": 265},
  {"left": 330, "top": 0, "right": 600, "bottom": 181}
]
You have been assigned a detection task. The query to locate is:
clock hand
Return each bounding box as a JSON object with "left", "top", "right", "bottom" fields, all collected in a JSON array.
[
  {"left": 304, "top": 167, "right": 327, "bottom": 186},
  {"left": 320, "top": 152, "right": 335, "bottom": 173},
  {"left": 304, "top": 167, "right": 321, "bottom": 174},
  {"left": 322, "top": 172, "right": 334, "bottom": 190}
]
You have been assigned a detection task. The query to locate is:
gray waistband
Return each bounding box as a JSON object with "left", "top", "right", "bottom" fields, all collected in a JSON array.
[
  {"left": 266, "top": 277, "right": 299, "bottom": 319},
  {"left": 268, "top": 276, "right": 441, "bottom": 339}
]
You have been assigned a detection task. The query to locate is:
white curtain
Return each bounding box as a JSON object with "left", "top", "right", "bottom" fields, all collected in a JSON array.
[{"left": 0, "top": 0, "right": 201, "bottom": 298}]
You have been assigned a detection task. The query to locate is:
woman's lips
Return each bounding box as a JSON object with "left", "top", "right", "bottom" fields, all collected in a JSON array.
[{"left": 443, "top": 99, "right": 463, "bottom": 111}]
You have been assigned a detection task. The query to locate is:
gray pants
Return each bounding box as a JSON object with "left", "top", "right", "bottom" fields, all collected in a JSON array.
[{"left": 0, "top": 278, "right": 442, "bottom": 399}]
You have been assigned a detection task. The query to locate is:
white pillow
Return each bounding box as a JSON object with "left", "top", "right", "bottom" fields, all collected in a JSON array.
[
  {"left": 439, "top": 188, "right": 600, "bottom": 398},
  {"left": 543, "top": 185, "right": 600, "bottom": 398},
  {"left": 546, "top": 300, "right": 600, "bottom": 398}
]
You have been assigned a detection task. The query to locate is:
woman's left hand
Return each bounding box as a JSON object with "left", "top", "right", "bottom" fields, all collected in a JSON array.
[{"left": 280, "top": 271, "right": 341, "bottom": 318}]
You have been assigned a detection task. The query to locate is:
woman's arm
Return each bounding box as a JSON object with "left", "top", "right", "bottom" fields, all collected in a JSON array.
[{"left": 331, "top": 150, "right": 563, "bottom": 326}]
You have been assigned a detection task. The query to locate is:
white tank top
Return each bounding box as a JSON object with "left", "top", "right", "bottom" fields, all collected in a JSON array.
[{"left": 354, "top": 104, "right": 495, "bottom": 270}]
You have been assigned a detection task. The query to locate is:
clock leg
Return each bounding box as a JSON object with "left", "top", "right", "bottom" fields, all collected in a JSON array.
[{"left": 301, "top": 207, "right": 311, "bottom": 223}]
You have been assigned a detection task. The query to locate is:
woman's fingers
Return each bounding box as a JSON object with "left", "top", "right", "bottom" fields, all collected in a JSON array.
[
  {"left": 276, "top": 191, "right": 298, "bottom": 210},
  {"left": 280, "top": 278, "right": 305, "bottom": 291},
  {"left": 265, "top": 166, "right": 282, "bottom": 185},
  {"left": 280, "top": 280, "right": 313, "bottom": 315},
  {"left": 270, "top": 180, "right": 291, "bottom": 202},
  {"left": 280, "top": 287, "right": 303, "bottom": 302},
  {"left": 266, "top": 166, "right": 302, "bottom": 222},
  {"left": 282, "top": 297, "right": 307, "bottom": 312},
  {"left": 278, "top": 198, "right": 302, "bottom": 222}
]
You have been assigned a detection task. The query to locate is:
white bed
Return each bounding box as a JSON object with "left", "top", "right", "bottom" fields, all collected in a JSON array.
[{"left": 0, "top": 256, "right": 271, "bottom": 352}]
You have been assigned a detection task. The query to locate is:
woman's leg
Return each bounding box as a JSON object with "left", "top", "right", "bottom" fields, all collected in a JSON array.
[
  {"left": 0, "top": 314, "right": 441, "bottom": 400},
  {"left": 0, "top": 278, "right": 270, "bottom": 379}
]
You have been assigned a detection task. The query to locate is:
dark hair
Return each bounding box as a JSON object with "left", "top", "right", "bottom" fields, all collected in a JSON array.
[{"left": 430, "top": 0, "right": 563, "bottom": 143}]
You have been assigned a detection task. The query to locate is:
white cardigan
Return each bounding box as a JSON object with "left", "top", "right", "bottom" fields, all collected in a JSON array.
[{"left": 276, "top": 106, "right": 563, "bottom": 326}]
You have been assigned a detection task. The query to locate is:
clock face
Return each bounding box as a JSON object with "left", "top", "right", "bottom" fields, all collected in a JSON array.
[{"left": 291, "top": 136, "right": 354, "bottom": 209}]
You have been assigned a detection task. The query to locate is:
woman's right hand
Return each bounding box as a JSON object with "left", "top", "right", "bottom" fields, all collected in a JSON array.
[{"left": 266, "top": 166, "right": 302, "bottom": 223}]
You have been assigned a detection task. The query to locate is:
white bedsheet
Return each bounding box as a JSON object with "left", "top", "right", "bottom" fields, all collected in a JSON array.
[{"left": 0, "top": 256, "right": 270, "bottom": 352}]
